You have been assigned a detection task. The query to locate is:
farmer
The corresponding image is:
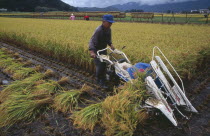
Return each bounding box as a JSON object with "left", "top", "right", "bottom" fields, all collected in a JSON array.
[
  {"left": 89, "top": 14, "right": 115, "bottom": 88},
  {"left": 69, "top": 13, "right": 75, "bottom": 20},
  {"left": 84, "top": 15, "right": 90, "bottom": 21}
]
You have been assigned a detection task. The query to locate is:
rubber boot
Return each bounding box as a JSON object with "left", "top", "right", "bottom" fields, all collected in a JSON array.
[{"left": 100, "top": 79, "right": 108, "bottom": 89}]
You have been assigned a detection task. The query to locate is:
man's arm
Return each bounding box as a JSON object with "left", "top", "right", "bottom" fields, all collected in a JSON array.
[{"left": 89, "top": 27, "right": 100, "bottom": 58}]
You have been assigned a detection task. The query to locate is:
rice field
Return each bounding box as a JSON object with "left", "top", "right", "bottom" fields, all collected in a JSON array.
[
  {"left": 0, "top": 17, "right": 209, "bottom": 135},
  {"left": 0, "top": 17, "right": 209, "bottom": 79}
]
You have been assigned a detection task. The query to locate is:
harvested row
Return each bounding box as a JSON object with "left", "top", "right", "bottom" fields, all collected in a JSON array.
[
  {"left": 0, "top": 42, "right": 108, "bottom": 94},
  {"left": 0, "top": 44, "right": 149, "bottom": 136},
  {"left": 0, "top": 46, "right": 104, "bottom": 135}
]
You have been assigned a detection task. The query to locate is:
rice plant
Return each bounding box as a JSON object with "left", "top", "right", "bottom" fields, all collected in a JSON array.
[
  {"left": 54, "top": 90, "right": 82, "bottom": 113},
  {"left": 53, "top": 84, "right": 93, "bottom": 113},
  {"left": 0, "top": 58, "right": 14, "bottom": 69},
  {"left": 57, "top": 76, "right": 69, "bottom": 85},
  {"left": 31, "top": 80, "right": 63, "bottom": 95},
  {"left": 101, "top": 89, "right": 148, "bottom": 136},
  {"left": 0, "top": 73, "right": 45, "bottom": 102},
  {"left": 12, "top": 52, "right": 19, "bottom": 58},
  {"left": 72, "top": 103, "right": 103, "bottom": 132},
  {"left": 3, "top": 62, "right": 23, "bottom": 74},
  {"left": 0, "top": 51, "right": 9, "bottom": 59},
  {"left": 34, "top": 65, "right": 44, "bottom": 72},
  {"left": 16, "top": 57, "right": 24, "bottom": 62},
  {"left": 44, "top": 69, "right": 54, "bottom": 77},
  {"left": 80, "top": 84, "right": 94, "bottom": 94},
  {"left": 0, "top": 93, "right": 52, "bottom": 128},
  {"left": 12, "top": 67, "right": 36, "bottom": 80},
  {"left": 23, "top": 60, "right": 33, "bottom": 66}
]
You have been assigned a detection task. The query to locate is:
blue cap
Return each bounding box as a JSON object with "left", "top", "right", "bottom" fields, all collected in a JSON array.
[{"left": 103, "top": 14, "right": 115, "bottom": 23}]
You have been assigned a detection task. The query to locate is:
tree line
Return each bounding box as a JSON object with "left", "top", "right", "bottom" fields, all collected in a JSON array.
[{"left": 0, "top": 0, "right": 78, "bottom": 12}]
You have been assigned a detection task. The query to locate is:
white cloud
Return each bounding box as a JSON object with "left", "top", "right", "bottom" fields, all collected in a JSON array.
[{"left": 62, "top": 0, "right": 196, "bottom": 8}]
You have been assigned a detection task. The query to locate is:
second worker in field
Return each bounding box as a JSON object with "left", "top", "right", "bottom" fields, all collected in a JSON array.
[{"left": 89, "top": 14, "right": 115, "bottom": 88}]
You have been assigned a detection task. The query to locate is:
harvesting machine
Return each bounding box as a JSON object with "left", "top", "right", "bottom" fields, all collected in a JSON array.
[{"left": 97, "top": 46, "right": 198, "bottom": 126}]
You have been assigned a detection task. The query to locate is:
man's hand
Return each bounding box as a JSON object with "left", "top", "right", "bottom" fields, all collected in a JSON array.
[
  {"left": 110, "top": 44, "right": 115, "bottom": 50},
  {"left": 90, "top": 50, "right": 96, "bottom": 58}
]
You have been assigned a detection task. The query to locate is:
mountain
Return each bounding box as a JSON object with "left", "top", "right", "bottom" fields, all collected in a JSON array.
[
  {"left": 0, "top": 0, "right": 78, "bottom": 12},
  {"left": 78, "top": 6, "right": 119, "bottom": 12},
  {"left": 111, "top": 0, "right": 210, "bottom": 12}
]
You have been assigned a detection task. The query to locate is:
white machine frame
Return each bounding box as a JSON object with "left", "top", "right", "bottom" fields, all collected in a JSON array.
[
  {"left": 97, "top": 46, "right": 197, "bottom": 126},
  {"left": 97, "top": 47, "right": 132, "bottom": 82}
]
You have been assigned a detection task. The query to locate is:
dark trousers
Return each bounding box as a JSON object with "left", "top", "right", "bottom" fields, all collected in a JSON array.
[{"left": 94, "top": 58, "right": 106, "bottom": 82}]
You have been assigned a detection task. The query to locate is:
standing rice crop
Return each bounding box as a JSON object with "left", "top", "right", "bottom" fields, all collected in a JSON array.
[{"left": 0, "top": 18, "right": 209, "bottom": 78}]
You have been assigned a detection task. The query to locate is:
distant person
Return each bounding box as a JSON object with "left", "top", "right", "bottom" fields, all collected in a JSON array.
[
  {"left": 70, "top": 13, "right": 75, "bottom": 20},
  {"left": 40, "top": 12, "right": 44, "bottom": 16},
  {"left": 204, "top": 14, "right": 208, "bottom": 18},
  {"left": 84, "top": 15, "right": 90, "bottom": 21},
  {"left": 88, "top": 14, "right": 115, "bottom": 88}
]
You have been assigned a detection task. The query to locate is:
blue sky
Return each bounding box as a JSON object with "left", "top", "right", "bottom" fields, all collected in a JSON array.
[{"left": 61, "top": 0, "right": 196, "bottom": 8}]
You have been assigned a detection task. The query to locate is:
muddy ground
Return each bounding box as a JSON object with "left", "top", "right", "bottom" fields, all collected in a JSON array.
[{"left": 0, "top": 42, "right": 209, "bottom": 136}]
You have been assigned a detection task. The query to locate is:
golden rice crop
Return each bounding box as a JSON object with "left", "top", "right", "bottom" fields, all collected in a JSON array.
[{"left": 0, "top": 17, "right": 209, "bottom": 79}]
